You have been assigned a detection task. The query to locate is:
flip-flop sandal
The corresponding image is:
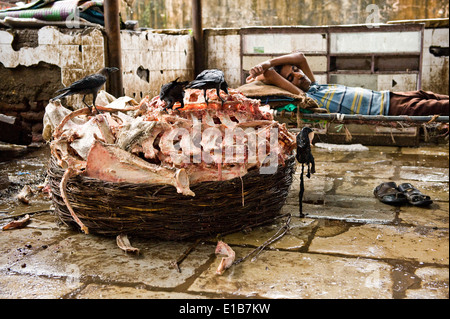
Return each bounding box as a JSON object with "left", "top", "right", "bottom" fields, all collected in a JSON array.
[
  {"left": 373, "top": 182, "right": 408, "bottom": 205},
  {"left": 398, "top": 183, "right": 433, "bottom": 206}
]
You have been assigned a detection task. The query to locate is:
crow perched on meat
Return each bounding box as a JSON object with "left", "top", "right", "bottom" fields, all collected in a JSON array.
[
  {"left": 185, "top": 69, "right": 229, "bottom": 105},
  {"left": 159, "top": 77, "right": 189, "bottom": 111},
  {"left": 51, "top": 67, "right": 119, "bottom": 113}
]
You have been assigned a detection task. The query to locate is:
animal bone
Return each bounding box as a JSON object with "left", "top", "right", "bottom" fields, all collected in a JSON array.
[
  {"left": 84, "top": 141, "right": 194, "bottom": 196},
  {"left": 60, "top": 167, "right": 89, "bottom": 234},
  {"left": 17, "top": 185, "right": 33, "bottom": 204},
  {"left": 116, "top": 234, "right": 140, "bottom": 254},
  {"left": 2, "top": 214, "right": 30, "bottom": 230},
  {"left": 215, "top": 241, "right": 236, "bottom": 275}
]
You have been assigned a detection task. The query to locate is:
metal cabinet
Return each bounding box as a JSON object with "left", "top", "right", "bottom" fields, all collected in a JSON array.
[
  {"left": 240, "top": 26, "right": 329, "bottom": 84},
  {"left": 328, "top": 25, "right": 423, "bottom": 91},
  {"left": 240, "top": 24, "right": 424, "bottom": 91}
]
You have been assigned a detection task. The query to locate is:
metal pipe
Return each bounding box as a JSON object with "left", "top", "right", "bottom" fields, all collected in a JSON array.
[
  {"left": 273, "top": 111, "right": 450, "bottom": 123},
  {"left": 192, "top": 0, "right": 204, "bottom": 76},
  {"left": 104, "top": 0, "right": 123, "bottom": 97}
]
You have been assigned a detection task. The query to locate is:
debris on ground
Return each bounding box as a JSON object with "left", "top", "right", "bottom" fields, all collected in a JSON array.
[
  {"left": 116, "top": 233, "right": 140, "bottom": 255},
  {"left": 16, "top": 185, "right": 33, "bottom": 204},
  {"left": 315, "top": 142, "right": 369, "bottom": 152},
  {"left": 2, "top": 214, "right": 30, "bottom": 230},
  {"left": 215, "top": 240, "right": 236, "bottom": 275}
]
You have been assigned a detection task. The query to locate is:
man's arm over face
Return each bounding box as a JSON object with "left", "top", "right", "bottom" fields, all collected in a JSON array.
[{"left": 246, "top": 51, "right": 315, "bottom": 95}]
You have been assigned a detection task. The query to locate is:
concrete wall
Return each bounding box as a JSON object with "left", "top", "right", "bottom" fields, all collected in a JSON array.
[
  {"left": 120, "top": 30, "right": 194, "bottom": 100},
  {"left": 124, "top": 0, "right": 449, "bottom": 29},
  {"left": 0, "top": 26, "right": 194, "bottom": 142},
  {"left": 0, "top": 27, "right": 105, "bottom": 108},
  {"left": 0, "top": 23, "right": 448, "bottom": 143},
  {"left": 422, "top": 27, "right": 449, "bottom": 95},
  {"left": 0, "top": 26, "right": 195, "bottom": 105},
  {"left": 205, "top": 25, "right": 449, "bottom": 94},
  {"left": 204, "top": 29, "right": 241, "bottom": 88},
  {"left": 0, "top": 27, "right": 105, "bottom": 143}
]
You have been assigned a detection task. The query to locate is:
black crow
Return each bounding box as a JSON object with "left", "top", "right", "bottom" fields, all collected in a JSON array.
[
  {"left": 51, "top": 67, "right": 119, "bottom": 113},
  {"left": 296, "top": 127, "right": 315, "bottom": 218},
  {"left": 159, "top": 77, "right": 189, "bottom": 111},
  {"left": 296, "top": 127, "right": 315, "bottom": 175},
  {"left": 185, "top": 69, "right": 229, "bottom": 105},
  {"left": 429, "top": 46, "right": 449, "bottom": 57}
]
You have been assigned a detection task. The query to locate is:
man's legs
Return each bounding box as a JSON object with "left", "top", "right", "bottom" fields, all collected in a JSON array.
[{"left": 389, "top": 90, "right": 449, "bottom": 116}]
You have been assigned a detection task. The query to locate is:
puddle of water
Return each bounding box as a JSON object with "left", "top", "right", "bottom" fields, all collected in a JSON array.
[
  {"left": 391, "top": 262, "right": 421, "bottom": 299},
  {"left": 314, "top": 219, "right": 351, "bottom": 238},
  {"left": 388, "top": 153, "right": 449, "bottom": 169},
  {"left": 0, "top": 146, "right": 51, "bottom": 213},
  {"left": 0, "top": 143, "right": 28, "bottom": 163}
]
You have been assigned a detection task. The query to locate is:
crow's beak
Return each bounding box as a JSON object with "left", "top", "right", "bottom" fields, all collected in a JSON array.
[{"left": 108, "top": 67, "right": 119, "bottom": 73}]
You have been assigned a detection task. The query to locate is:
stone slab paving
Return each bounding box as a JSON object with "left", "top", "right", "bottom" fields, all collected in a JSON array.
[
  {"left": 399, "top": 202, "right": 449, "bottom": 229},
  {"left": 188, "top": 248, "right": 394, "bottom": 299},
  {"left": 0, "top": 272, "right": 81, "bottom": 299},
  {"left": 308, "top": 223, "right": 449, "bottom": 264},
  {"left": 5, "top": 231, "right": 214, "bottom": 289},
  {"left": 0, "top": 143, "right": 448, "bottom": 301},
  {"left": 76, "top": 284, "right": 210, "bottom": 299}
]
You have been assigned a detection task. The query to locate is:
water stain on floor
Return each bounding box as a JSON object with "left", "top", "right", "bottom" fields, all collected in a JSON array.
[{"left": 0, "top": 141, "right": 448, "bottom": 299}]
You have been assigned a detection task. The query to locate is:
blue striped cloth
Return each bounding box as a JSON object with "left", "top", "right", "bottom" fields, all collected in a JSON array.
[{"left": 306, "top": 82, "right": 390, "bottom": 115}]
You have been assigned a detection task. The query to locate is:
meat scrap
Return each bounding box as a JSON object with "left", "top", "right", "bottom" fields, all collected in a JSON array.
[
  {"left": 60, "top": 167, "right": 89, "bottom": 234},
  {"left": 2, "top": 214, "right": 30, "bottom": 231},
  {"left": 134, "top": 89, "right": 296, "bottom": 181},
  {"left": 45, "top": 87, "right": 296, "bottom": 233},
  {"left": 47, "top": 88, "right": 295, "bottom": 188},
  {"left": 116, "top": 233, "right": 140, "bottom": 255},
  {"left": 17, "top": 185, "right": 34, "bottom": 204},
  {"left": 84, "top": 140, "right": 194, "bottom": 196},
  {"left": 215, "top": 240, "right": 236, "bottom": 275}
]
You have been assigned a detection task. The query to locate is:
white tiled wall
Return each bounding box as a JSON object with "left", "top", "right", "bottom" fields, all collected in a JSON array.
[
  {"left": 121, "top": 30, "right": 194, "bottom": 99},
  {"left": 206, "top": 33, "right": 241, "bottom": 87},
  {"left": 329, "top": 31, "right": 422, "bottom": 54},
  {"left": 1, "top": 24, "right": 447, "bottom": 105},
  {"left": 421, "top": 28, "right": 449, "bottom": 94},
  {"left": 0, "top": 26, "right": 105, "bottom": 107}
]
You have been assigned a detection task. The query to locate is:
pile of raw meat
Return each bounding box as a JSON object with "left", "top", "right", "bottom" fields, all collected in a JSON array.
[{"left": 44, "top": 88, "right": 296, "bottom": 197}]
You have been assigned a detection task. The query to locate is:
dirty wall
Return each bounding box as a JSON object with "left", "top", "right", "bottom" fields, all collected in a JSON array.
[
  {"left": 120, "top": 30, "right": 194, "bottom": 100},
  {"left": 0, "top": 27, "right": 194, "bottom": 143},
  {"left": 0, "top": 22, "right": 448, "bottom": 144},
  {"left": 206, "top": 24, "right": 449, "bottom": 95},
  {"left": 0, "top": 27, "right": 106, "bottom": 143},
  {"left": 422, "top": 27, "right": 449, "bottom": 94},
  {"left": 123, "top": 0, "right": 449, "bottom": 29}
]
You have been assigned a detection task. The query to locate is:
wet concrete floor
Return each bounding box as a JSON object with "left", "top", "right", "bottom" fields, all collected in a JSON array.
[{"left": 0, "top": 140, "right": 448, "bottom": 300}]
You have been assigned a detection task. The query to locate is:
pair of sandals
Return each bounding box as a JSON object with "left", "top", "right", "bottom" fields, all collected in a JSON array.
[{"left": 374, "top": 182, "right": 433, "bottom": 206}]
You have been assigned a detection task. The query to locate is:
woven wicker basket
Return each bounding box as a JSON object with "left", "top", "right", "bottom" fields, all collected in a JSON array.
[{"left": 47, "top": 155, "right": 296, "bottom": 240}]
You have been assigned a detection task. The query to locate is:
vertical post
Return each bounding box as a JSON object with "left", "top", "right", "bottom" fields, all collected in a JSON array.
[
  {"left": 192, "top": 0, "right": 204, "bottom": 76},
  {"left": 104, "top": 0, "right": 123, "bottom": 97},
  {"left": 418, "top": 24, "right": 424, "bottom": 90}
]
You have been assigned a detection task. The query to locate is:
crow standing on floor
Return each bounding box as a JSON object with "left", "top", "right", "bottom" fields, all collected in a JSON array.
[
  {"left": 51, "top": 67, "right": 119, "bottom": 113},
  {"left": 296, "top": 127, "right": 316, "bottom": 218},
  {"left": 159, "top": 77, "right": 189, "bottom": 111},
  {"left": 185, "top": 69, "right": 229, "bottom": 105}
]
